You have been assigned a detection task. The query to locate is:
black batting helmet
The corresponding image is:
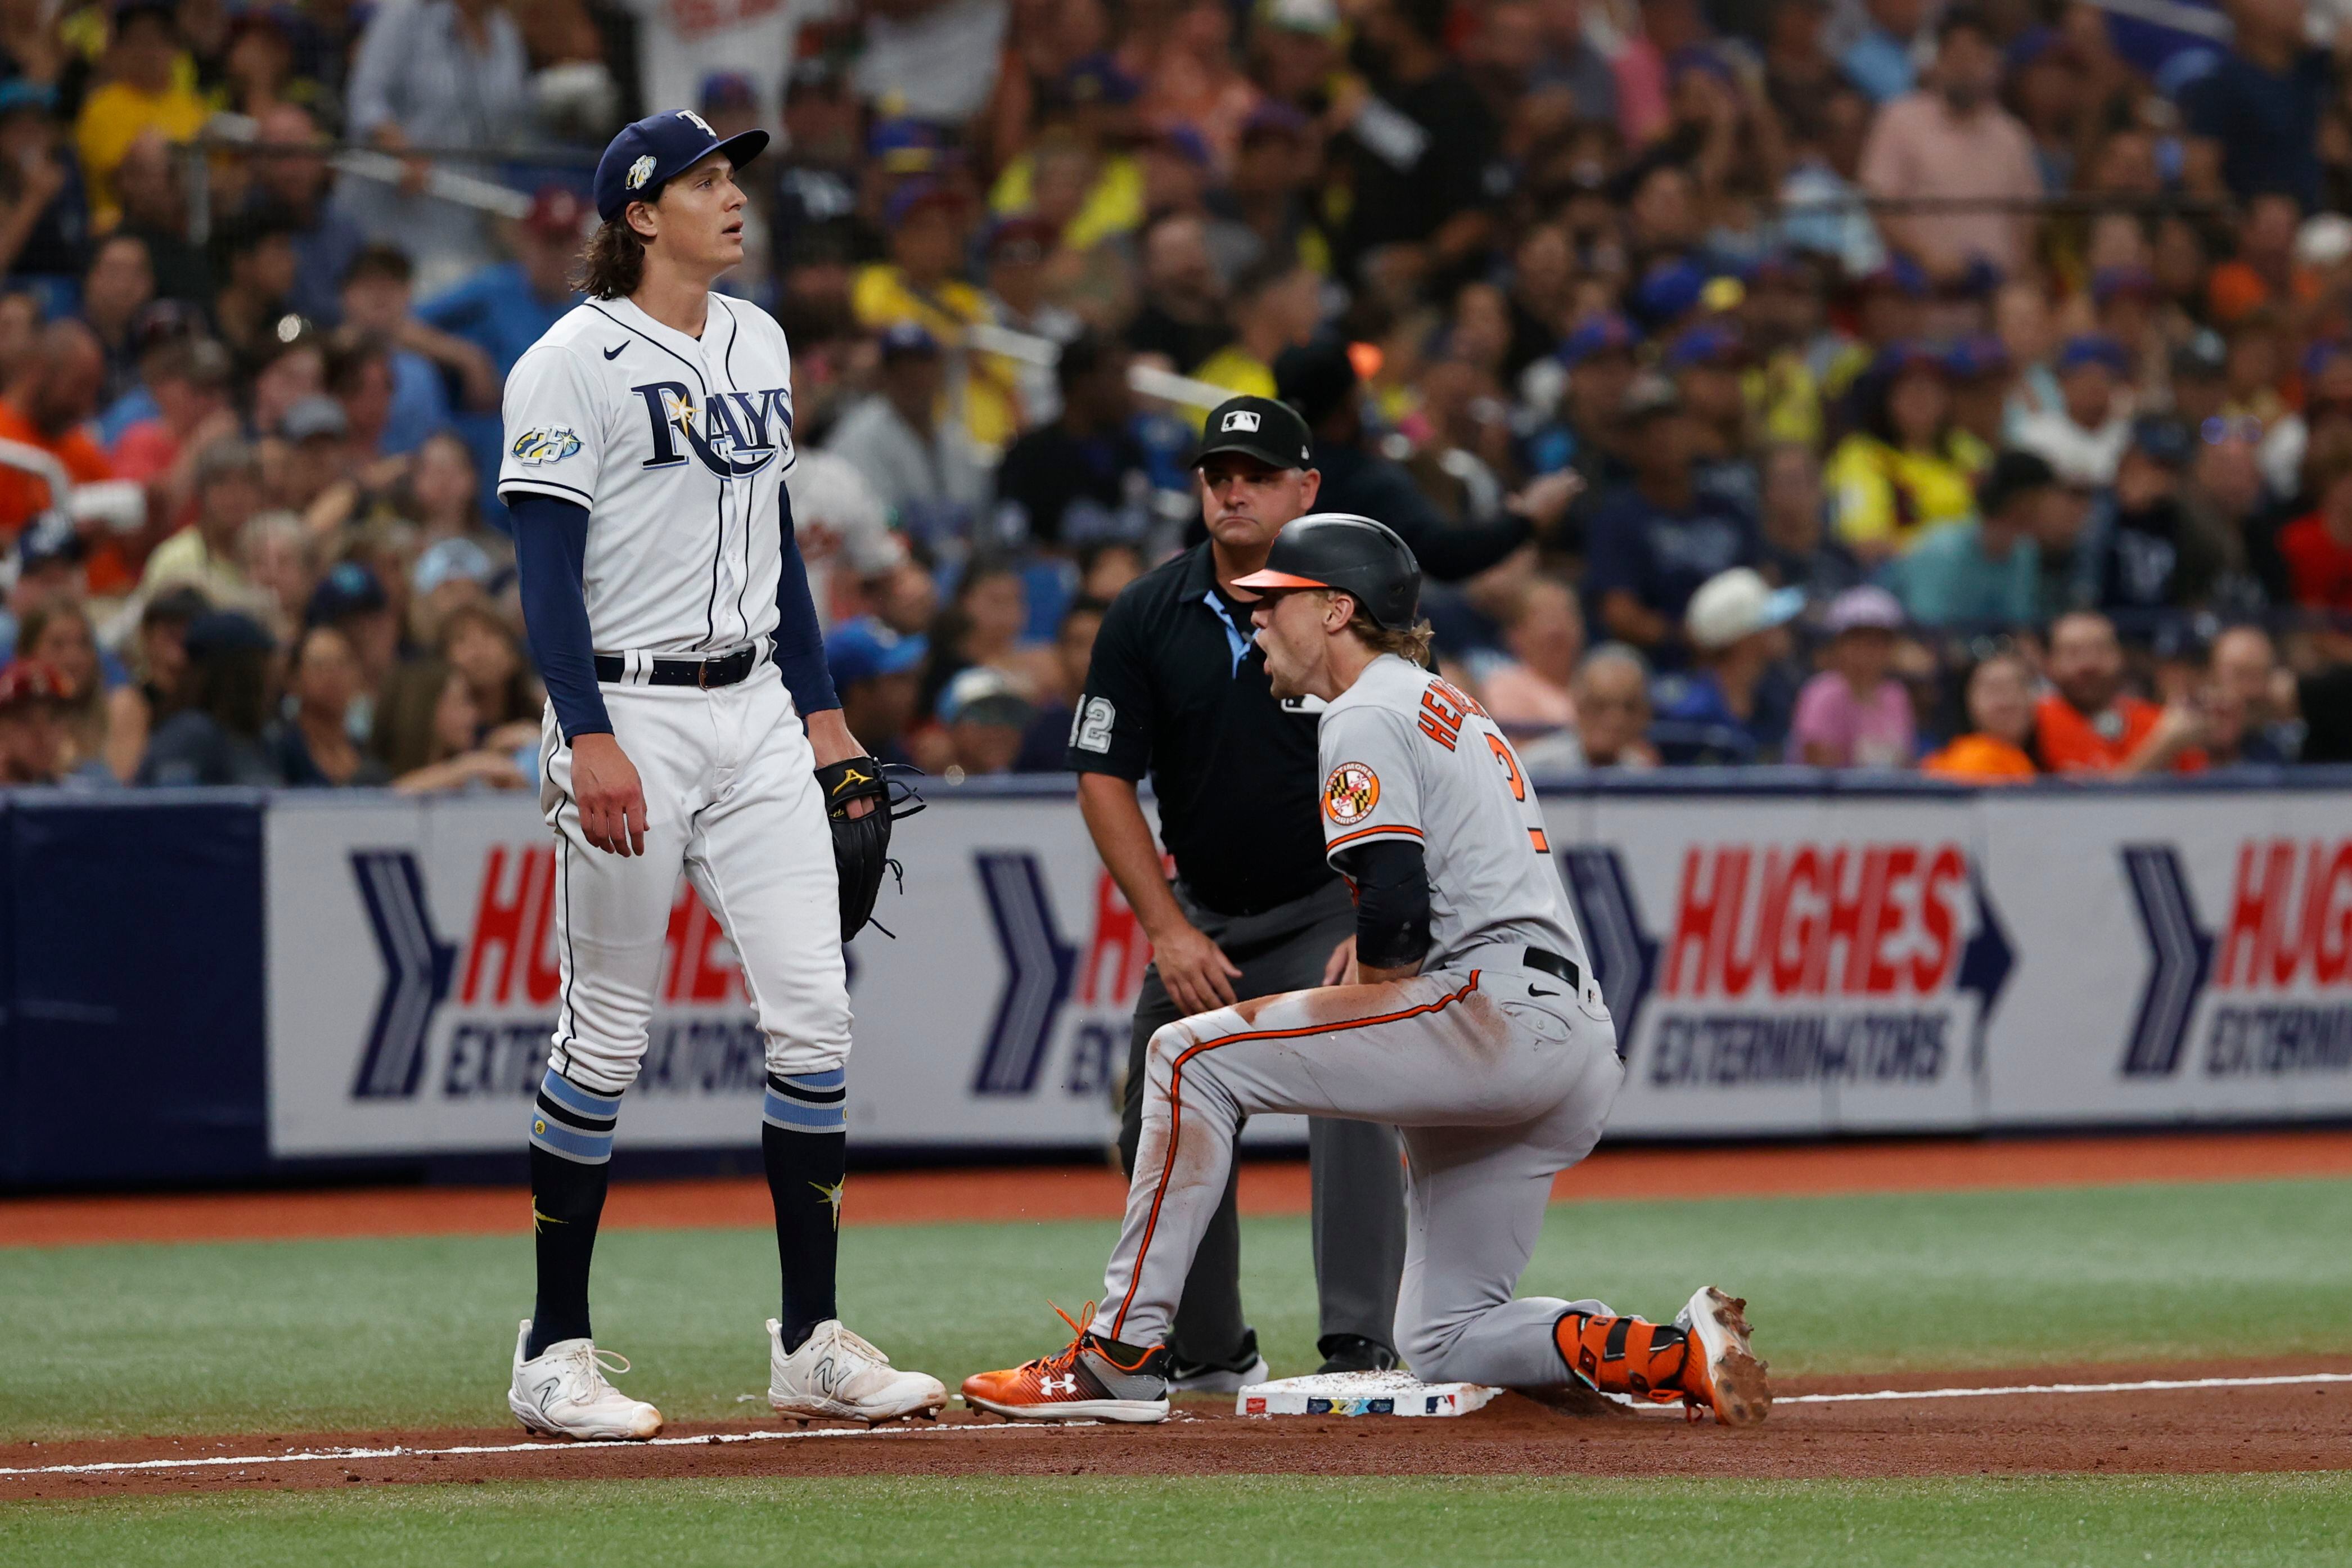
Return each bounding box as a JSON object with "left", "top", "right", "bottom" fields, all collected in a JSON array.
[{"left": 1233, "top": 512, "right": 1421, "bottom": 629}]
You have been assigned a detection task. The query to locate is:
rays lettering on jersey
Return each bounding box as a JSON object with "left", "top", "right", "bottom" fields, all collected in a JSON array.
[{"left": 631, "top": 381, "right": 792, "bottom": 477}]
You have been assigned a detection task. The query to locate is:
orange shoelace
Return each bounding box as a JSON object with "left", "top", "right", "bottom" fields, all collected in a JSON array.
[{"left": 1012, "top": 1299, "right": 1098, "bottom": 1378}]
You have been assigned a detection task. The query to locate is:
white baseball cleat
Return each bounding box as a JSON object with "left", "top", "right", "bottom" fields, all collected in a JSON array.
[
  {"left": 768, "top": 1318, "right": 949, "bottom": 1423},
  {"left": 1675, "top": 1286, "right": 1772, "bottom": 1427},
  {"left": 507, "top": 1319, "right": 664, "bottom": 1440}
]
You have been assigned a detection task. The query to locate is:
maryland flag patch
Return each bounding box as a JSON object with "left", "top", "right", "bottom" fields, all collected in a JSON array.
[{"left": 1322, "top": 761, "right": 1381, "bottom": 826}]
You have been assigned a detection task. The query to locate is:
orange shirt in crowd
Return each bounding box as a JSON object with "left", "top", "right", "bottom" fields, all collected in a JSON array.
[
  {"left": 0, "top": 400, "right": 145, "bottom": 597},
  {"left": 2033, "top": 692, "right": 2205, "bottom": 775},
  {"left": 1921, "top": 733, "right": 2037, "bottom": 782}
]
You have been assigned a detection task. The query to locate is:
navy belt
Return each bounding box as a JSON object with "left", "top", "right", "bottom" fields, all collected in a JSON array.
[
  {"left": 593, "top": 645, "right": 760, "bottom": 688},
  {"left": 1521, "top": 947, "right": 1583, "bottom": 993}
]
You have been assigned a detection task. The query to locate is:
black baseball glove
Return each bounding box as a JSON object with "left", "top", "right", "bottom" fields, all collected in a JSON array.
[{"left": 814, "top": 756, "right": 925, "bottom": 941}]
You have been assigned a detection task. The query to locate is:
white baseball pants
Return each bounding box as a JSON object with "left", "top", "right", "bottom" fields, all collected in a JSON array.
[
  {"left": 537, "top": 660, "right": 848, "bottom": 1096},
  {"left": 1087, "top": 960, "right": 1624, "bottom": 1387}
]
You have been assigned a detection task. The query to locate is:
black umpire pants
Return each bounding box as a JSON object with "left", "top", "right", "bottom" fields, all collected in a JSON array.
[{"left": 1116, "top": 878, "right": 1408, "bottom": 1366}]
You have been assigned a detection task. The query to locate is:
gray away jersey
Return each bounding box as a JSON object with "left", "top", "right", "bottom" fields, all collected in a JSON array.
[
  {"left": 1317, "top": 654, "right": 1591, "bottom": 975},
  {"left": 498, "top": 292, "right": 796, "bottom": 655}
]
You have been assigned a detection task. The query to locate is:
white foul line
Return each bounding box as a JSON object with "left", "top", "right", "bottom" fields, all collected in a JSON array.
[
  {"left": 4, "top": 1372, "right": 2346, "bottom": 1479},
  {"left": 0, "top": 1418, "right": 1092, "bottom": 1479}
]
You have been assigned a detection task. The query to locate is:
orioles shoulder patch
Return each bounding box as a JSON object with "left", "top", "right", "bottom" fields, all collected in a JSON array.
[{"left": 1323, "top": 761, "right": 1380, "bottom": 826}]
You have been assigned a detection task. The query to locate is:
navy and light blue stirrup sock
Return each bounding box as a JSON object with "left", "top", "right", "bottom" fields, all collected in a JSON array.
[
  {"left": 525, "top": 1070, "right": 619, "bottom": 1359},
  {"left": 763, "top": 1069, "right": 847, "bottom": 1354}
]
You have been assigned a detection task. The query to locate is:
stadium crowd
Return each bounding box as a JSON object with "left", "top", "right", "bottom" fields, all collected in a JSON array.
[{"left": 3, "top": 0, "right": 2352, "bottom": 786}]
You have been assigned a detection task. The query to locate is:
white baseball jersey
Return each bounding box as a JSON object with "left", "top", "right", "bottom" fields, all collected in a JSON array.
[
  {"left": 1315, "top": 653, "right": 1592, "bottom": 975},
  {"left": 498, "top": 292, "right": 796, "bottom": 655}
]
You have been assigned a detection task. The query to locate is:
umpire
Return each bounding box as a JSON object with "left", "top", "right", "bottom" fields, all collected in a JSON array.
[{"left": 1070, "top": 394, "right": 1405, "bottom": 1387}]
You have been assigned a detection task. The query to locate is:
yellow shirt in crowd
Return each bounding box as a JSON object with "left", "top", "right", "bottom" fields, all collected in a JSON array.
[
  {"left": 75, "top": 79, "right": 208, "bottom": 229},
  {"left": 851, "top": 264, "right": 1021, "bottom": 452},
  {"left": 1189, "top": 344, "right": 1276, "bottom": 400},
  {"left": 1824, "top": 433, "right": 1979, "bottom": 553}
]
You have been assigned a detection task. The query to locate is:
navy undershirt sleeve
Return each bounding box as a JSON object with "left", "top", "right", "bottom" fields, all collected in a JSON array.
[
  {"left": 510, "top": 493, "right": 611, "bottom": 742},
  {"left": 1333, "top": 838, "right": 1434, "bottom": 971},
  {"left": 773, "top": 484, "right": 840, "bottom": 718}
]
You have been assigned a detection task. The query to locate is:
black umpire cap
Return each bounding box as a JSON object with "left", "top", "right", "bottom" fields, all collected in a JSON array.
[
  {"left": 1234, "top": 512, "right": 1422, "bottom": 629},
  {"left": 1193, "top": 395, "right": 1314, "bottom": 471}
]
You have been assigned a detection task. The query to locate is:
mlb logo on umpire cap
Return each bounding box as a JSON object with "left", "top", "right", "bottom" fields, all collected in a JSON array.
[
  {"left": 1195, "top": 394, "right": 1313, "bottom": 469},
  {"left": 1223, "top": 409, "right": 1261, "bottom": 432},
  {"left": 593, "top": 109, "right": 771, "bottom": 223}
]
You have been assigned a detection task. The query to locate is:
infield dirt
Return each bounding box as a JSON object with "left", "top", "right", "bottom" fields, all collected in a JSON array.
[{"left": 6, "top": 1356, "right": 2346, "bottom": 1500}]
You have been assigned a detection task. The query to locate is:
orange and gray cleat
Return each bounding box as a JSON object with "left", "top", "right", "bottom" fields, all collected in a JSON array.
[
  {"left": 1674, "top": 1286, "right": 1772, "bottom": 1427},
  {"left": 1552, "top": 1286, "right": 1770, "bottom": 1427},
  {"left": 961, "top": 1302, "right": 1173, "bottom": 1423}
]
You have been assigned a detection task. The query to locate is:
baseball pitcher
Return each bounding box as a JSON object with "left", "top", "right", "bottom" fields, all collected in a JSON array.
[
  {"left": 963, "top": 515, "right": 1770, "bottom": 1425},
  {"left": 498, "top": 109, "right": 939, "bottom": 1440}
]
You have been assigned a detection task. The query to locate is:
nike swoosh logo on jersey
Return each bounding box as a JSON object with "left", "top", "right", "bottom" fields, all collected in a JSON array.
[
  {"left": 603, "top": 343, "right": 627, "bottom": 359},
  {"left": 1529, "top": 987, "right": 1560, "bottom": 997}
]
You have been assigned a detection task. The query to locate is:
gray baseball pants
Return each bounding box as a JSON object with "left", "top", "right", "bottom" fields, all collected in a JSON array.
[
  {"left": 1092, "top": 957, "right": 1624, "bottom": 1387},
  {"left": 1118, "top": 879, "right": 1405, "bottom": 1366}
]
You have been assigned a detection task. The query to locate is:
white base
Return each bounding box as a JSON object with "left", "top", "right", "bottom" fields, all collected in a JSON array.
[{"left": 1235, "top": 1370, "right": 1502, "bottom": 1418}]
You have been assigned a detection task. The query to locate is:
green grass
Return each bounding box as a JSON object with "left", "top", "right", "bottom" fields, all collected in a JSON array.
[
  {"left": 5, "top": 1178, "right": 2350, "bottom": 1444},
  {"left": 7, "top": 1476, "right": 2351, "bottom": 1567}
]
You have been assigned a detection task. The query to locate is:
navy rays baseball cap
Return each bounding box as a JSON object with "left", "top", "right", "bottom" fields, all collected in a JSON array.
[{"left": 593, "top": 109, "right": 770, "bottom": 225}]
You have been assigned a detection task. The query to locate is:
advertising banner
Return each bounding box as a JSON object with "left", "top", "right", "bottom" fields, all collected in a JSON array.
[
  {"left": 266, "top": 789, "right": 1305, "bottom": 1158},
  {"left": 1562, "top": 792, "right": 2003, "bottom": 1137},
  {"left": 1979, "top": 790, "right": 2352, "bottom": 1125}
]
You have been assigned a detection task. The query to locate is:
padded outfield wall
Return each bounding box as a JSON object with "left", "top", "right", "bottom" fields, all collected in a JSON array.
[{"left": 3, "top": 772, "right": 2350, "bottom": 1187}]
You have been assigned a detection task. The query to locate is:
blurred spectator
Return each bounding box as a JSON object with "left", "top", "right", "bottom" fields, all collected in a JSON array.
[
  {"left": 1076, "top": 539, "right": 1144, "bottom": 601},
  {"left": 337, "top": 244, "right": 499, "bottom": 454},
  {"left": 1583, "top": 374, "right": 1761, "bottom": 660},
  {"left": 2180, "top": 0, "right": 2329, "bottom": 208},
  {"left": 1530, "top": 643, "right": 1659, "bottom": 772},
  {"left": 1652, "top": 566, "right": 1800, "bottom": 764},
  {"left": 0, "top": 659, "right": 67, "bottom": 785},
  {"left": 1191, "top": 259, "right": 1319, "bottom": 398},
  {"left": 269, "top": 394, "right": 360, "bottom": 533},
  {"left": 110, "top": 132, "right": 208, "bottom": 305},
  {"left": 2034, "top": 609, "right": 2204, "bottom": 776},
  {"left": 74, "top": 0, "right": 208, "bottom": 231},
  {"left": 1015, "top": 594, "right": 1107, "bottom": 771},
  {"left": 271, "top": 623, "right": 394, "bottom": 786},
  {"left": 110, "top": 335, "right": 238, "bottom": 508},
  {"left": 136, "top": 610, "right": 282, "bottom": 785},
  {"left": 342, "top": 0, "right": 533, "bottom": 281},
  {"left": 935, "top": 664, "right": 1034, "bottom": 778},
  {"left": 1478, "top": 574, "right": 1580, "bottom": 738},
  {"left": 401, "top": 431, "right": 507, "bottom": 558},
  {"left": 1333, "top": 0, "right": 1498, "bottom": 283},
  {"left": 372, "top": 658, "right": 528, "bottom": 791},
  {"left": 853, "top": 181, "right": 1019, "bottom": 450},
  {"left": 0, "top": 320, "right": 114, "bottom": 543},
  {"left": 1791, "top": 585, "right": 1914, "bottom": 768},
  {"left": 855, "top": 0, "right": 1010, "bottom": 125},
  {"left": 208, "top": 211, "right": 300, "bottom": 366},
  {"left": 787, "top": 448, "right": 907, "bottom": 628},
  {"left": 2088, "top": 417, "right": 2227, "bottom": 615},
  {"left": 1756, "top": 443, "right": 1861, "bottom": 602},
  {"left": 992, "top": 332, "right": 1151, "bottom": 549},
  {"left": 436, "top": 599, "right": 539, "bottom": 742},
  {"left": 307, "top": 560, "right": 402, "bottom": 720},
  {"left": 14, "top": 601, "right": 110, "bottom": 781},
  {"left": 1840, "top": 0, "right": 1928, "bottom": 105},
  {"left": 1891, "top": 448, "right": 2051, "bottom": 627},
  {"left": 105, "top": 584, "right": 206, "bottom": 781},
  {"left": 2274, "top": 430, "right": 2352, "bottom": 611},
  {"left": 241, "top": 510, "right": 315, "bottom": 636},
  {"left": 1125, "top": 211, "right": 1232, "bottom": 373},
  {"left": 141, "top": 436, "right": 267, "bottom": 607},
  {"left": 247, "top": 104, "right": 368, "bottom": 328},
  {"left": 83, "top": 233, "right": 156, "bottom": 407},
  {"left": 416, "top": 187, "right": 586, "bottom": 377},
  {"left": 2013, "top": 334, "right": 2132, "bottom": 488},
  {"left": 1857, "top": 6, "right": 2039, "bottom": 281},
  {"left": 826, "top": 616, "right": 928, "bottom": 769},
  {"left": 0, "top": 511, "right": 85, "bottom": 661},
  {"left": 1921, "top": 648, "right": 2039, "bottom": 781},
  {"left": 918, "top": 551, "right": 1055, "bottom": 716},
  {"left": 2208, "top": 624, "right": 2297, "bottom": 764},
  {"left": 981, "top": 215, "right": 1083, "bottom": 425},
  {"left": 409, "top": 534, "right": 497, "bottom": 646},
  {"left": 824, "top": 325, "right": 988, "bottom": 544},
  {"left": 1825, "top": 346, "right": 1974, "bottom": 561},
  {"left": 0, "top": 80, "right": 81, "bottom": 285}
]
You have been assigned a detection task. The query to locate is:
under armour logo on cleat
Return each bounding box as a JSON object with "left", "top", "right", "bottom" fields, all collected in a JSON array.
[
  {"left": 1039, "top": 1374, "right": 1076, "bottom": 1396},
  {"left": 603, "top": 343, "right": 627, "bottom": 360}
]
